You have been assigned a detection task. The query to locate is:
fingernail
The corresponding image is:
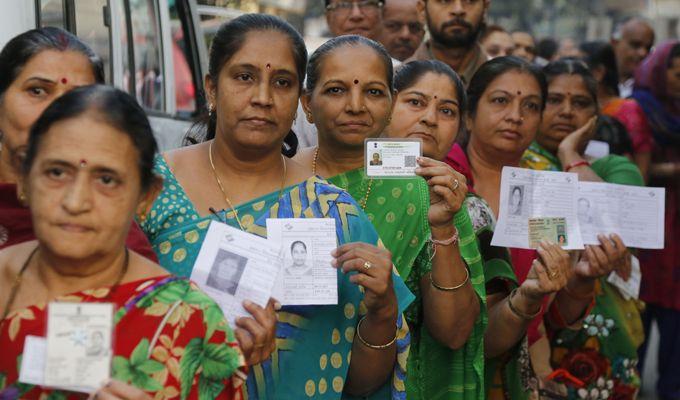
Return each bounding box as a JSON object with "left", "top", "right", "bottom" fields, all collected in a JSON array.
[
  {"left": 330, "top": 249, "right": 338, "bottom": 257},
  {"left": 415, "top": 168, "right": 422, "bottom": 173},
  {"left": 243, "top": 300, "right": 253, "bottom": 307},
  {"left": 331, "top": 259, "right": 338, "bottom": 267},
  {"left": 274, "top": 301, "right": 282, "bottom": 311},
  {"left": 609, "top": 233, "right": 616, "bottom": 239}
]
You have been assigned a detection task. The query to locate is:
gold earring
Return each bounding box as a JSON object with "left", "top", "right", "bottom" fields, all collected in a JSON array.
[
  {"left": 306, "top": 113, "right": 313, "bottom": 123},
  {"left": 17, "top": 191, "right": 27, "bottom": 204}
]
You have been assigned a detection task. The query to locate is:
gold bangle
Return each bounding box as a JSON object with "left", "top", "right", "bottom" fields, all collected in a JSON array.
[
  {"left": 429, "top": 266, "right": 469, "bottom": 291},
  {"left": 507, "top": 288, "right": 543, "bottom": 320},
  {"left": 355, "top": 315, "right": 397, "bottom": 350}
]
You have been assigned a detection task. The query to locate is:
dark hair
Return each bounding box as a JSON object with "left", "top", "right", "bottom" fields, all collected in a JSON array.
[
  {"left": 467, "top": 56, "right": 547, "bottom": 118},
  {"left": 669, "top": 43, "right": 680, "bottom": 66},
  {"left": 580, "top": 41, "right": 620, "bottom": 96},
  {"left": 394, "top": 60, "right": 467, "bottom": 135},
  {"left": 324, "top": 0, "right": 384, "bottom": 7},
  {"left": 537, "top": 37, "right": 558, "bottom": 61},
  {"left": 23, "top": 85, "right": 158, "bottom": 191},
  {"left": 187, "top": 14, "right": 307, "bottom": 146},
  {"left": 0, "top": 27, "right": 104, "bottom": 99},
  {"left": 306, "top": 35, "right": 394, "bottom": 94},
  {"left": 290, "top": 240, "right": 307, "bottom": 253},
  {"left": 542, "top": 58, "right": 598, "bottom": 105},
  {"left": 593, "top": 115, "right": 633, "bottom": 156}
]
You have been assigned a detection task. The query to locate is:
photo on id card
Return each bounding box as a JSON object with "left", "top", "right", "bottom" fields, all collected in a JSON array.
[
  {"left": 365, "top": 138, "right": 422, "bottom": 178},
  {"left": 528, "top": 217, "right": 568, "bottom": 248}
]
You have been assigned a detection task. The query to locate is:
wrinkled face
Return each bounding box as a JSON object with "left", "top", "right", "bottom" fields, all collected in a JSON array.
[
  {"left": 291, "top": 243, "right": 307, "bottom": 265},
  {"left": 482, "top": 30, "right": 515, "bottom": 59},
  {"left": 612, "top": 21, "right": 655, "bottom": 79},
  {"left": 667, "top": 56, "right": 680, "bottom": 99},
  {"left": 538, "top": 74, "right": 597, "bottom": 153},
  {"left": 379, "top": 0, "right": 425, "bottom": 61},
  {"left": 386, "top": 72, "right": 461, "bottom": 160},
  {"left": 21, "top": 114, "right": 147, "bottom": 261},
  {"left": 0, "top": 50, "right": 96, "bottom": 170},
  {"left": 207, "top": 30, "right": 300, "bottom": 154},
  {"left": 511, "top": 32, "right": 536, "bottom": 62},
  {"left": 469, "top": 70, "right": 542, "bottom": 158},
  {"left": 326, "top": 0, "right": 384, "bottom": 40},
  {"left": 303, "top": 44, "right": 392, "bottom": 150},
  {"left": 422, "top": 0, "right": 489, "bottom": 48}
]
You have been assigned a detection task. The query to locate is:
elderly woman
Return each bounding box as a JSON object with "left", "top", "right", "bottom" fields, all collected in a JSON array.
[{"left": 0, "top": 85, "right": 246, "bottom": 399}]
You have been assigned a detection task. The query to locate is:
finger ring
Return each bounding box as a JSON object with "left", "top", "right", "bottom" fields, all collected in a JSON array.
[
  {"left": 548, "top": 269, "right": 559, "bottom": 279},
  {"left": 363, "top": 261, "right": 372, "bottom": 270},
  {"left": 254, "top": 343, "right": 265, "bottom": 349},
  {"left": 452, "top": 179, "right": 460, "bottom": 191}
]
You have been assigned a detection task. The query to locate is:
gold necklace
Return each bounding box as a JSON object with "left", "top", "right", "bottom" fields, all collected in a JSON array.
[
  {"left": 208, "top": 141, "right": 287, "bottom": 230},
  {"left": 312, "top": 147, "right": 372, "bottom": 210}
]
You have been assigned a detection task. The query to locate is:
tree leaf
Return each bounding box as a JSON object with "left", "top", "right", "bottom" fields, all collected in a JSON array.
[
  {"left": 198, "top": 375, "right": 224, "bottom": 400},
  {"left": 137, "top": 359, "right": 165, "bottom": 374},
  {"left": 200, "top": 343, "right": 234, "bottom": 380},
  {"left": 130, "top": 339, "right": 151, "bottom": 366},
  {"left": 112, "top": 356, "right": 134, "bottom": 382},
  {"left": 179, "top": 338, "right": 204, "bottom": 400}
]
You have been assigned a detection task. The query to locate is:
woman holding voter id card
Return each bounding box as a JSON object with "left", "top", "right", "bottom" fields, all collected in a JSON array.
[
  {"left": 0, "top": 86, "right": 247, "bottom": 399},
  {"left": 294, "top": 38, "right": 486, "bottom": 400},
  {"left": 137, "top": 15, "right": 413, "bottom": 400},
  {"left": 521, "top": 58, "right": 645, "bottom": 398}
]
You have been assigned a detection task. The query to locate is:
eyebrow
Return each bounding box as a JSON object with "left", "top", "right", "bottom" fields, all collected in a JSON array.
[
  {"left": 490, "top": 89, "right": 541, "bottom": 100},
  {"left": 230, "top": 63, "right": 296, "bottom": 76},
  {"left": 322, "top": 79, "right": 388, "bottom": 88},
  {"left": 404, "top": 90, "right": 459, "bottom": 107},
  {"left": 24, "top": 77, "right": 56, "bottom": 85},
  {"left": 41, "top": 159, "right": 123, "bottom": 175}
]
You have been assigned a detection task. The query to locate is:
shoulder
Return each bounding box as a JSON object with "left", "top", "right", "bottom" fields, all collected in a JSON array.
[
  {"left": 0, "top": 242, "right": 38, "bottom": 297},
  {"left": 593, "top": 155, "right": 644, "bottom": 186}
]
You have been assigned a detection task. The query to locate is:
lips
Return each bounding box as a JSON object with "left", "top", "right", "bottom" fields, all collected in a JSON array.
[
  {"left": 497, "top": 129, "right": 522, "bottom": 140},
  {"left": 551, "top": 123, "right": 576, "bottom": 132},
  {"left": 57, "top": 223, "right": 93, "bottom": 233},
  {"left": 242, "top": 117, "right": 274, "bottom": 127},
  {"left": 408, "top": 132, "right": 435, "bottom": 142}
]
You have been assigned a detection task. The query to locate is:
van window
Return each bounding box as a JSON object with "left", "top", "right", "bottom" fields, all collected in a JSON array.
[
  {"left": 169, "top": 2, "right": 198, "bottom": 116},
  {"left": 38, "top": 0, "right": 66, "bottom": 29},
  {"left": 122, "top": 0, "right": 165, "bottom": 111},
  {"left": 73, "top": 0, "right": 111, "bottom": 83}
]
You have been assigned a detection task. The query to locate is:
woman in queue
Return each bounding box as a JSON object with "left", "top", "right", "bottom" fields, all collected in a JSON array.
[
  {"left": 0, "top": 27, "right": 155, "bottom": 259},
  {"left": 633, "top": 40, "right": 680, "bottom": 400},
  {"left": 138, "top": 15, "right": 413, "bottom": 399},
  {"left": 0, "top": 85, "right": 246, "bottom": 399},
  {"left": 521, "top": 58, "right": 643, "bottom": 398},
  {"left": 579, "top": 41, "right": 653, "bottom": 180},
  {"left": 294, "top": 37, "right": 484, "bottom": 399},
  {"left": 385, "top": 59, "right": 576, "bottom": 399}
]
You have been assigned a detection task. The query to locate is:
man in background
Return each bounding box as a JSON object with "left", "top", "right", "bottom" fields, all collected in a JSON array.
[
  {"left": 611, "top": 17, "right": 655, "bottom": 98},
  {"left": 480, "top": 25, "right": 515, "bottom": 59},
  {"left": 325, "top": 0, "right": 384, "bottom": 40},
  {"left": 408, "top": 0, "right": 490, "bottom": 86},
  {"left": 378, "top": 0, "right": 425, "bottom": 61},
  {"left": 511, "top": 31, "right": 537, "bottom": 63}
]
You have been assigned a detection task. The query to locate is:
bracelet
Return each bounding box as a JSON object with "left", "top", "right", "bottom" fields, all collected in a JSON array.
[
  {"left": 507, "top": 288, "right": 543, "bottom": 320},
  {"left": 355, "top": 315, "right": 397, "bottom": 350},
  {"left": 430, "top": 227, "right": 459, "bottom": 246},
  {"left": 563, "top": 283, "right": 595, "bottom": 300},
  {"left": 429, "top": 266, "right": 469, "bottom": 291},
  {"left": 564, "top": 159, "right": 590, "bottom": 172},
  {"left": 428, "top": 227, "right": 459, "bottom": 261}
]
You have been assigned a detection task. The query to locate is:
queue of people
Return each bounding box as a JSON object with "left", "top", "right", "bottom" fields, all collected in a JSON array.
[{"left": 0, "top": 1, "right": 678, "bottom": 400}]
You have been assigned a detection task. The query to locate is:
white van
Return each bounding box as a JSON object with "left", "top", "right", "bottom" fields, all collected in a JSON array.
[{"left": 0, "top": 0, "right": 246, "bottom": 151}]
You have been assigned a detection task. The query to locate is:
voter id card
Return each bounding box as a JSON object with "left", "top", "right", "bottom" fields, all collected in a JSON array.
[
  {"left": 365, "top": 138, "right": 422, "bottom": 178},
  {"left": 528, "top": 217, "right": 568, "bottom": 248},
  {"left": 45, "top": 302, "right": 114, "bottom": 391}
]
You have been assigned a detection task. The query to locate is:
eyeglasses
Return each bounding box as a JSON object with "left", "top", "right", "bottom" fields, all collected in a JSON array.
[
  {"left": 384, "top": 21, "right": 424, "bottom": 35},
  {"left": 326, "top": 0, "right": 383, "bottom": 13}
]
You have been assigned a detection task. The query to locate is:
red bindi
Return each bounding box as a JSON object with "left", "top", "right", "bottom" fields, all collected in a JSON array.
[
  {"left": 266, "top": 63, "right": 271, "bottom": 69},
  {"left": 79, "top": 159, "right": 87, "bottom": 167},
  {"left": 61, "top": 78, "right": 68, "bottom": 84},
  {"left": 516, "top": 91, "right": 522, "bottom": 95},
  {"left": 353, "top": 79, "right": 359, "bottom": 84}
]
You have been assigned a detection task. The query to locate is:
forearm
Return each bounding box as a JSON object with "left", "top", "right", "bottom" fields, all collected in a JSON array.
[
  {"left": 422, "top": 225, "right": 479, "bottom": 349},
  {"left": 558, "top": 150, "right": 603, "bottom": 182},
  {"left": 344, "top": 310, "right": 398, "bottom": 396},
  {"left": 552, "top": 276, "right": 595, "bottom": 326},
  {"left": 485, "top": 290, "right": 541, "bottom": 358},
  {"left": 633, "top": 152, "right": 651, "bottom": 183}
]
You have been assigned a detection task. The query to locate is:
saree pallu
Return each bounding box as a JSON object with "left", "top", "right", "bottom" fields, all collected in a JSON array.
[
  {"left": 520, "top": 141, "right": 644, "bottom": 399},
  {"left": 601, "top": 98, "right": 654, "bottom": 155},
  {"left": 329, "top": 169, "right": 487, "bottom": 400},
  {"left": 0, "top": 276, "right": 246, "bottom": 400},
  {"left": 140, "top": 157, "right": 414, "bottom": 400}
]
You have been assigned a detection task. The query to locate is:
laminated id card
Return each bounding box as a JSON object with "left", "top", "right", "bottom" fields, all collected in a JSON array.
[{"left": 365, "top": 138, "right": 422, "bottom": 178}]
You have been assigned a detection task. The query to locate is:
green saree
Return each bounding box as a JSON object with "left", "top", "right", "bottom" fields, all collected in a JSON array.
[{"left": 329, "top": 168, "right": 487, "bottom": 400}]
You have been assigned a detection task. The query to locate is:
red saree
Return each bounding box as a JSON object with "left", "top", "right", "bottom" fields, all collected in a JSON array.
[{"left": 0, "top": 276, "right": 246, "bottom": 399}]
